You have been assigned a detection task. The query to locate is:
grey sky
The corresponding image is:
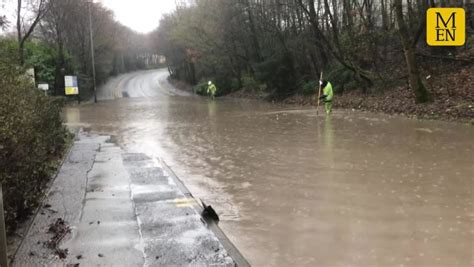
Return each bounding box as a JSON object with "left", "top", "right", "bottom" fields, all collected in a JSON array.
[
  {"left": 101, "top": 0, "right": 177, "bottom": 33},
  {"left": 0, "top": 0, "right": 177, "bottom": 34}
]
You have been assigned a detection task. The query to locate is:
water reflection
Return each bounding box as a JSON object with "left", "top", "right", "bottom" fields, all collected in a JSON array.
[
  {"left": 324, "top": 116, "right": 334, "bottom": 160},
  {"left": 65, "top": 107, "right": 81, "bottom": 125},
  {"left": 207, "top": 99, "right": 217, "bottom": 118}
]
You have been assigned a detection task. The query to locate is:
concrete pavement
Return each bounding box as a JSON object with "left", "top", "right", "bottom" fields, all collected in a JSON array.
[{"left": 13, "top": 131, "right": 240, "bottom": 266}]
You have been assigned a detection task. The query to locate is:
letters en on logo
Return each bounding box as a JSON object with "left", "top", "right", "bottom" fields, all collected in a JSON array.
[{"left": 427, "top": 8, "right": 465, "bottom": 46}]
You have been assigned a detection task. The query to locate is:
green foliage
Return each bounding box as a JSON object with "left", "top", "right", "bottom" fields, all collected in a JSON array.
[
  {"left": 325, "top": 64, "right": 359, "bottom": 94},
  {"left": 0, "top": 44, "right": 69, "bottom": 232},
  {"left": 241, "top": 74, "right": 265, "bottom": 92},
  {"left": 155, "top": 2, "right": 252, "bottom": 94},
  {"left": 255, "top": 52, "right": 298, "bottom": 97},
  {"left": 301, "top": 80, "right": 318, "bottom": 95},
  {"left": 24, "top": 41, "right": 57, "bottom": 84},
  {"left": 0, "top": 38, "right": 68, "bottom": 90},
  {"left": 296, "top": 63, "right": 360, "bottom": 96},
  {"left": 230, "top": 78, "right": 241, "bottom": 92},
  {"left": 193, "top": 81, "right": 210, "bottom": 96},
  {"left": 0, "top": 38, "right": 19, "bottom": 62}
]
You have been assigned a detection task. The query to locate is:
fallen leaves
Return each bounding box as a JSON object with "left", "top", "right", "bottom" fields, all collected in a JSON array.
[{"left": 45, "top": 218, "right": 71, "bottom": 259}]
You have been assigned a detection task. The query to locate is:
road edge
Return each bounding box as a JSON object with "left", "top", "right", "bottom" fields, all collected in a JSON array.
[{"left": 159, "top": 159, "right": 251, "bottom": 267}]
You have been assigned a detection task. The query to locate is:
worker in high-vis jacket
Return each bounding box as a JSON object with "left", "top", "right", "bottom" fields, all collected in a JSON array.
[
  {"left": 319, "top": 80, "right": 334, "bottom": 114},
  {"left": 207, "top": 81, "right": 217, "bottom": 99}
]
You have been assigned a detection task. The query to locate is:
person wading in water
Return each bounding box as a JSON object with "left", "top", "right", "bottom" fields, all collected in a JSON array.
[{"left": 319, "top": 80, "right": 334, "bottom": 115}]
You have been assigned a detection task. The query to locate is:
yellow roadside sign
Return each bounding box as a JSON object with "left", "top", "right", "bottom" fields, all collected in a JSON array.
[
  {"left": 65, "top": 76, "right": 79, "bottom": 95},
  {"left": 65, "top": 87, "right": 78, "bottom": 95}
]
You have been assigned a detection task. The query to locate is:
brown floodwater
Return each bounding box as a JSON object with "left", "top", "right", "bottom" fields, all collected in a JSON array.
[{"left": 65, "top": 70, "right": 474, "bottom": 266}]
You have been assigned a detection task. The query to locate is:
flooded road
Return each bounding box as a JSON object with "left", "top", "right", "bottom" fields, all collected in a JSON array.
[{"left": 66, "top": 69, "right": 474, "bottom": 266}]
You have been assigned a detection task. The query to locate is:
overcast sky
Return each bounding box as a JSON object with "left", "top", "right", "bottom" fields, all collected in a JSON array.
[
  {"left": 1, "top": 0, "right": 177, "bottom": 34},
  {"left": 101, "top": 0, "right": 176, "bottom": 33}
]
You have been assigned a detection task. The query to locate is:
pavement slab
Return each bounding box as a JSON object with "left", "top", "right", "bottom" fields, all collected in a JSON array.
[
  {"left": 13, "top": 131, "right": 100, "bottom": 266},
  {"left": 123, "top": 154, "right": 234, "bottom": 266},
  {"left": 13, "top": 131, "right": 237, "bottom": 266}
]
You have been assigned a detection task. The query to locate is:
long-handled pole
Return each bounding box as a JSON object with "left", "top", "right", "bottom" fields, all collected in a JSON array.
[
  {"left": 88, "top": 1, "right": 97, "bottom": 103},
  {"left": 0, "top": 184, "right": 9, "bottom": 267},
  {"left": 316, "top": 72, "right": 323, "bottom": 116}
]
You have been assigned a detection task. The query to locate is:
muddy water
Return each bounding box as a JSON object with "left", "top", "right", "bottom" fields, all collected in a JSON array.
[{"left": 65, "top": 70, "right": 474, "bottom": 266}]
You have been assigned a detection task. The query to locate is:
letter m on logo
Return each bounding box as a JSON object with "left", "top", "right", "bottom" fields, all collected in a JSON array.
[{"left": 436, "top": 12, "right": 456, "bottom": 28}]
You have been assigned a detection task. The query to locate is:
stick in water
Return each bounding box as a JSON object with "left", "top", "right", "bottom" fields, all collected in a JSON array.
[{"left": 316, "top": 72, "right": 323, "bottom": 115}]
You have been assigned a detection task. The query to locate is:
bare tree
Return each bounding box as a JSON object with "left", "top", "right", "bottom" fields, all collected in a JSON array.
[
  {"left": 17, "top": 0, "right": 48, "bottom": 65},
  {"left": 37, "top": 0, "right": 152, "bottom": 94}
]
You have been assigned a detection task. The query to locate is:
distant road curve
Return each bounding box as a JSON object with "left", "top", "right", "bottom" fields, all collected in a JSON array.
[{"left": 97, "top": 69, "right": 191, "bottom": 101}]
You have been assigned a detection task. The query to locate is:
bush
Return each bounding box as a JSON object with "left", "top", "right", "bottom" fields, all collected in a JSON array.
[
  {"left": 255, "top": 52, "right": 298, "bottom": 97},
  {"left": 240, "top": 74, "right": 267, "bottom": 92},
  {"left": 325, "top": 63, "right": 359, "bottom": 94},
  {"left": 300, "top": 80, "right": 318, "bottom": 95},
  {"left": 0, "top": 50, "right": 69, "bottom": 232},
  {"left": 193, "top": 80, "right": 210, "bottom": 96},
  {"left": 241, "top": 74, "right": 259, "bottom": 91},
  {"left": 230, "top": 78, "right": 240, "bottom": 92},
  {"left": 24, "top": 41, "right": 57, "bottom": 85}
]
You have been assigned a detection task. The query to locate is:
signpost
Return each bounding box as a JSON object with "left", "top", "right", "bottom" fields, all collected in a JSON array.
[
  {"left": 38, "top": 84, "right": 49, "bottom": 96},
  {"left": 65, "top": 76, "right": 80, "bottom": 104},
  {"left": 88, "top": 0, "right": 98, "bottom": 103}
]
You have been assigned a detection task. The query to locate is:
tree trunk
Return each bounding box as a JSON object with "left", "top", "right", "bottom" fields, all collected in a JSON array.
[
  {"left": 381, "top": 0, "right": 388, "bottom": 30},
  {"left": 18, "top": 42, "right": 25, "bottom": 66},
  {"left": 17, "top": 0, "right": 24, "bottom": 65},
  {"left": 394, "top": 0, "right": 432, "bottom": 103},
  {"left": 242, "top": 0, "right": 262, "bottom": 62},
  {"left": 404, "top": 47, "right": 432, "bottom": 103},
  {"left": 55, "top": 40, "right": 65, "bottom": 95}
]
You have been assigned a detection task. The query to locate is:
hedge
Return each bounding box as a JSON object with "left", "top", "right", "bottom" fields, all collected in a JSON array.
[{"left": 0, "top": 48, "right": 69, "bottom": 232}]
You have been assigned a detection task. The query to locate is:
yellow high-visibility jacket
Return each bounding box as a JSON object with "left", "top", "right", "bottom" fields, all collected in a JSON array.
[
  {"left": 208, "top": 83, "right": 217, "bottom": 96},
  {"left": 323, "top": 82, "right": 333, "bottom": 101}
]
